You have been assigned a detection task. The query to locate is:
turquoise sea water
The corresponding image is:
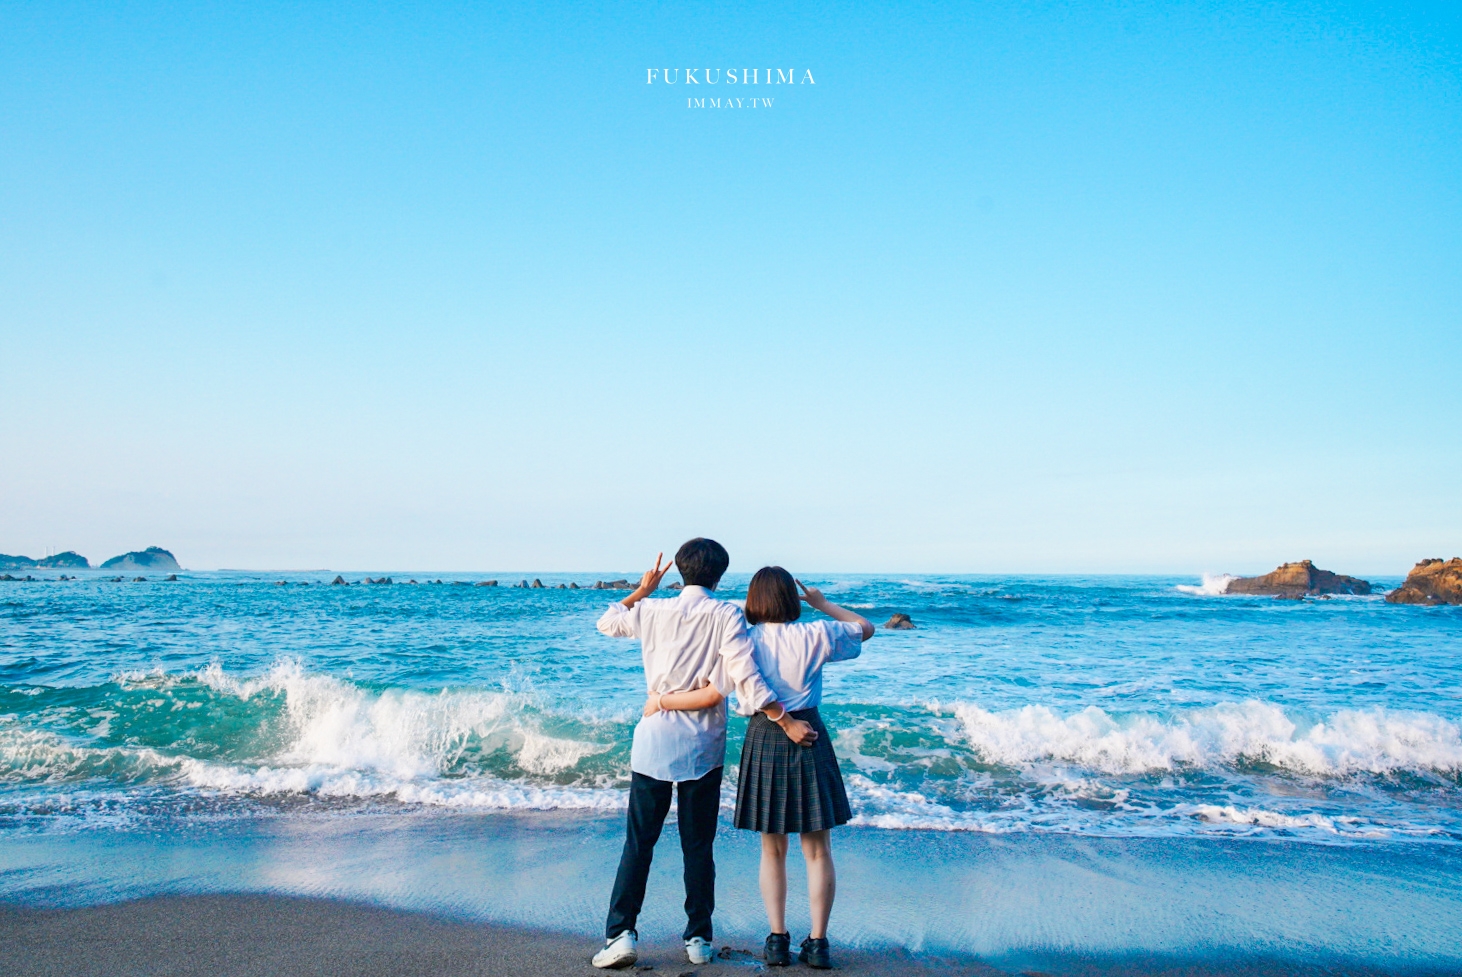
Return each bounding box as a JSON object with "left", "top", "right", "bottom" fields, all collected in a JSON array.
[{"left": 3, "top": 571, "right": 1461, "bottom": 965}]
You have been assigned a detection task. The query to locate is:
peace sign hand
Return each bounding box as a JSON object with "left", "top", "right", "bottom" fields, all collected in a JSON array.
[{"left": 637, "top": 553, "right": 674, "bottom": 595}]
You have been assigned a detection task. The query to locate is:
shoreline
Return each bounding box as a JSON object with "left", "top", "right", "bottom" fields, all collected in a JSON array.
[
  {"left": 3, "top": 811, "right": 1461, "bottom": 972},
  {"left": 4, "top": 892, "right": 1458, "bottom": 977}
]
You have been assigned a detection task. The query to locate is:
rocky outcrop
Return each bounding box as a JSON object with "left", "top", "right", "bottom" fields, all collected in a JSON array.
[
  {"left": 475, "top": 580, "right": 499, "bottom": 587},
  {"left": 1386, "top": 558, "right": 1462, "bottom": 606},
  {"left": 883, "top": 613, "right": 916, "bottom": 630},
  {"left": 530, "top": 579, "right": 545, "bottom": 589},
  {"left": 331, "top": 575, "right": 347, "bottom": 585},
  {"left": 1223, "top": 561, "right": 1371, "bottom": 597},
  {"left": 0, "top": 551, "right": 91, "bottom": 570},
  {"left": 593, "top": 579, "right": 636, "bottom": 590},
  {"left": 100, "top": 547, "right": 181, "bottom": 571}
]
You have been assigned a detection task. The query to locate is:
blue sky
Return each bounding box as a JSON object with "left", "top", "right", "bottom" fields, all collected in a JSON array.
[{"left": 2, "top": 1, "right": 1458, "bottom": 574}]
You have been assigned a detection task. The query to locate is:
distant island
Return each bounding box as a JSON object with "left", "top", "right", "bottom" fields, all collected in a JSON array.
[
  {"left": 0, "top": 550, "right": 91, "bottom": 570},
  {"left": 99, "top": 547, "right": 182, "bottom": 571}
]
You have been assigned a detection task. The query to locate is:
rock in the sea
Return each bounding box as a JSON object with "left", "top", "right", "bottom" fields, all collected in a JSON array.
[
  {"left": 531, "top": 579, "right": 544, "bottom": 589},
  {"left": 1223, "top": 560, "right": 1371, "bottom": 597},
  {"left": 164, "top": 574, "right": 178, "bottom": 581},
  {"left": 0, "top": 574, "right": 15, "bottom": 581},
  {"left": 475, "top": 580, "right": 499, "bottom": 587},
  {"left": 667, "top": 582, "right": 683, "bottom": 590},
  {"left": 569, "top": 582, "right": 580, "bottom": 589},
  {"left": 883, "top": 613, "right": 916, "bottom": 630},
  {"left": 1386, "top": 558, "right": 1462, "bottom": 606},
  {"left": 100, "top": 547, "right": 181, "bottom": 572},
  {"left": 132, "top": 576, "right": 147, "bottom": 582},
  {"left": 593, "top": 579, "right": 636, "bottom": 590},
  {"left": 331, "top": 575, "right": 347, "bottom": 586}
]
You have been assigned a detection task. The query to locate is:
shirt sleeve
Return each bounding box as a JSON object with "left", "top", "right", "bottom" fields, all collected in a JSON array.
[
  {"left": 824, "top": 620, "right": 864, "bottom": 663},
  {"left": 596, "top": 601, "right": 640, "bottom": 638},
  {"left": 716, "top": 608, "right": 779, "bottom": 716}
]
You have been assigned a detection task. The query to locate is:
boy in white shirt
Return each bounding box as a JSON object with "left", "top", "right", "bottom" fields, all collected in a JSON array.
[{"left": 591, "top": 538, "right": 816, "bottom": 969}]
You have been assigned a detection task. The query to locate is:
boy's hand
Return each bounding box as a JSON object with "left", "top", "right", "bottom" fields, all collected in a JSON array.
[
  {"left": 636, "top": 553, "right": 673, "bottom": 594},
  {"left": 623, "top": 553, "right": 673, "bottom": 607},
  {"left": 796, "top": 579, "right": 828, "bottom": 611},
  {"left": 778, "top": 715, "right": 819, "bottom": 746}
]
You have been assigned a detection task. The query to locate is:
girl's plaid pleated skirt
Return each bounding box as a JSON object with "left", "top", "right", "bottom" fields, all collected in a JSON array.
[{"left": 733, "top": 707, "right": 852, "bottom": 834}]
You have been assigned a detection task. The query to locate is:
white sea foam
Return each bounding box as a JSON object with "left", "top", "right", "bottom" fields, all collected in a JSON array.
[
  {"left": 195, "top": 659, "right": 611, "bottom": 784},
  {"left": 175, "top": 757, "right": 625, "bottom": 811},
  {"left": 1176, "top": 573, "right": 1236, "bottom": 595},
  {"left": 952, "top": 700, "right": 1462, "bottom": 777}
]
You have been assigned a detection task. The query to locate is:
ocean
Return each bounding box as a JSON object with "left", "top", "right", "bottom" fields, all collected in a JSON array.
[{"left": 3, "top": 571, "right": 1461, "bottom": 968}]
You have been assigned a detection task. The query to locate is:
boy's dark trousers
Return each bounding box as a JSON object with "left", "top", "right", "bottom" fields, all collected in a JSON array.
[{"left": 605, "top": 766, "right": 723, "bottom": 942}]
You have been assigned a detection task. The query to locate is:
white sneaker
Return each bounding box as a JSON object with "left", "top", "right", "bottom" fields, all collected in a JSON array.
[
  {"left": 592, "top": 931, "right": 638, "bottom": 969},
  {"left": 684, "top": 936, "right": 716, "bottom": 965}
]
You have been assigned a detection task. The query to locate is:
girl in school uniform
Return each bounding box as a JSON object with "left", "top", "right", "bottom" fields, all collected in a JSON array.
[{"left": 647, "top": 566, "right": 873, "bottom": 969}]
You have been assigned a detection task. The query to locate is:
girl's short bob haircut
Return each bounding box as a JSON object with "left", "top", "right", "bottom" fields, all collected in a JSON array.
[{"left": 745, "top": 566, "right": 801, "bottom": 625}]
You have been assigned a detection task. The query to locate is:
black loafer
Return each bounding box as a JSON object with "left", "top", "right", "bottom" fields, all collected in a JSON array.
[
  {"left": 764, "top": 932, "right": 792, "bottom": 966},
  {"left": 799, "top": 936, "right": 832, "bottom": 969}
]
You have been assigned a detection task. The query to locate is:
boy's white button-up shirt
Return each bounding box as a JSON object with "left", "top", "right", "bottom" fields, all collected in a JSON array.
[{"left": 597, "top": 585, "right": 778, "bottom": 783}]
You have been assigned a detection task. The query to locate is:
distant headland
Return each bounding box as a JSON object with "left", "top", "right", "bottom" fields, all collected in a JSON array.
[
  {"left": 0, "top": 550, "right": 90, "bottom": 570},
  {"left": 0, "top": 546, "right": 180, "bottom": 572}
]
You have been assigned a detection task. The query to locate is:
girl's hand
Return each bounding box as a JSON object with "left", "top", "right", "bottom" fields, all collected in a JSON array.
[
  {"left": 643, "top": 692, "right": 662, "bottom": 717},
  {"left": 796, "top": 579, "right": 828, "bottom": 610}
]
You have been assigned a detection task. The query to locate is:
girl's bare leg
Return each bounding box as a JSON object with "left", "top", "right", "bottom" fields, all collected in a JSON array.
[
  {"left": 800, "top": 830, "right": 835, "bottom": 939},
  {"left": 760, "top": 833, "right": 790, "bottom": 933}
]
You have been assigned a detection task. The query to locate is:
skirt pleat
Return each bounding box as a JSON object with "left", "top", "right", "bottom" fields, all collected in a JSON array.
[{"left": 734, "top": 708, "right": 851, "bottom": 834}]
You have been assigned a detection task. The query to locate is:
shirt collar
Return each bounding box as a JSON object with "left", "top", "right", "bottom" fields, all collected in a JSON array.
[{"left": 678, "top": 585, "right": 715, "bottom": 601}]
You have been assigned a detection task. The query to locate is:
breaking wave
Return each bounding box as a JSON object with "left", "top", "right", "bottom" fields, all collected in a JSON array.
[
  {"left": 4, "top": 661, "right": 1460, "bottom": 839},
  {"left": 1177, "top": 573, "right": 1237, "bottom": 595},
  {"left": 951, "top": 700, "right": 1462, "bottom": 778}
]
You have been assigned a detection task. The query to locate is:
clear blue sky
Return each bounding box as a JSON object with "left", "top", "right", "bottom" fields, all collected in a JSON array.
[{"left": 2, "top": 1, "right": 1459, "bottom": 574}]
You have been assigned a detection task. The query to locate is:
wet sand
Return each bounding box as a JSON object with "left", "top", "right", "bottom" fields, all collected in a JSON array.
[{"left": 0, "top": 893, "right": 1002, "bottom": 977}]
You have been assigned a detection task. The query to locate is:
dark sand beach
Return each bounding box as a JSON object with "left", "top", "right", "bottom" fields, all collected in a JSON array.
[
  {"left": 0, "top": 894, "right": 1001, "bottom": 977},
  {"left": 7, "top": 894, "right": 1461, "bottom": 977}
]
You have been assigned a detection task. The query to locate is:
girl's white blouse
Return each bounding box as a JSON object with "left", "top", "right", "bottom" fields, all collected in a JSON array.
[{"left": 748, "top": 619, "right": 864, "bottom": 713}]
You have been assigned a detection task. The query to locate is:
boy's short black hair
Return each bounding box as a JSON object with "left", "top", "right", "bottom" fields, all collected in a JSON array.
[{"left": 675, "top": 538, "right": 729, "bottom": 589}]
